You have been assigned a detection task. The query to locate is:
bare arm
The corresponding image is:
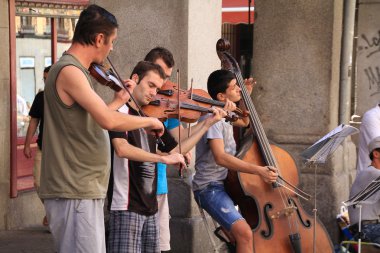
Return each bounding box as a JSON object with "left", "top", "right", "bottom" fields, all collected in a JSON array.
[
  {"left": 169, "top": 108, "right": 226, "bottom": 154},
  {"left": 56, "top": 66, "right": 163, "bottom": 134},
  {"left": 209, "top": 138, "right": 278, "bottom": 183},
  {"left": 112, "top": 138, "right": 185, "bottom": 167},
  {"left": 23, "top": 117, "right": 39, "bottom": 158}
]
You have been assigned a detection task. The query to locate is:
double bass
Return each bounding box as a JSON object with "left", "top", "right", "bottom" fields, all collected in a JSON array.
[{"left": 217, "top": 39, "right": 334, "bottom": 253}]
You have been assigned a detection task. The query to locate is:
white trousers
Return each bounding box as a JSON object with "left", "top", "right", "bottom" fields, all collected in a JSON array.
[{"left": 44, "top": 198, "right": 105, "bottom": 253}]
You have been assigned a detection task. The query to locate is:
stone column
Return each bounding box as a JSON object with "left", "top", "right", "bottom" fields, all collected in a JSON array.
[
  {"left": 252, "top": 0, "right": 355, "bottom": 244},
  {"left": 356, "top": 0, "right": 380, "bottom": 114},
  {"left": 0, "top": 0, "right": 11, "bottom": 230}
]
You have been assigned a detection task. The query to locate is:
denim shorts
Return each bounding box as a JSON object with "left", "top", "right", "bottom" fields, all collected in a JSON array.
[{"left": 194, "top": 182, "right": 244, "bottom": 231}]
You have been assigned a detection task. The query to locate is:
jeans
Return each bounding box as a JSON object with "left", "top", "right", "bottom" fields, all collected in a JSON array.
[{"left": 194, "top": 182, "right": 244, "bottom": 231}]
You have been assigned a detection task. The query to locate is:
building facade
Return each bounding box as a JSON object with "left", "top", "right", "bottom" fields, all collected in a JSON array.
[{"left": 1, "top": 0, "right": 380, "bottom": 252}]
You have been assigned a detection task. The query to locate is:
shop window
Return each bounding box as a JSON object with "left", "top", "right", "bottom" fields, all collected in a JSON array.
[{"left": 11, "top": 1, "right": 86, "bottom": 197}]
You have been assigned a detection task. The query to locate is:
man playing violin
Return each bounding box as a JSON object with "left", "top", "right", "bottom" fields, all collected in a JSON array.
[
  {"left": 39, "top": 5, "right": 164, "bottom": 253},
  {"left": 144, "top": 47, "right": 181, "bottom": 253},
  {"left": 107, "top": 61, "right": 226, "bottom": 253},
  {"left": 193, "top": 69, "right": 278, "bottom": 253},
  {"left": 144, "top": 47, "right": 244, "bottom": 252}
]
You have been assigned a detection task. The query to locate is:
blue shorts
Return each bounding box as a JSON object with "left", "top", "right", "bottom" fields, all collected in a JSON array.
[{"left": 193, "top": 182, "right": 244, "bottom": 231}]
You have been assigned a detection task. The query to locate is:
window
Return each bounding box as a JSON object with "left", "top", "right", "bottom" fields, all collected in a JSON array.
[{"left": 10, "top": 1, "right": 86, "bottom": 197}]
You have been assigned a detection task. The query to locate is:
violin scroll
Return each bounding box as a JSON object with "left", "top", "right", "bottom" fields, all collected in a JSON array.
[{"left": 89, "top": 63, "right": 124, "bottom": 92}]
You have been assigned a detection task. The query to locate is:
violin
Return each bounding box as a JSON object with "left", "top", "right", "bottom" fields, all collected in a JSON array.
[
  {"left": 217, "top": 38, "right": 334, "bottom": 253},
  {"left": 157, "top": 80, "right": 249, "bottom": 119},
  {"left": 89, "top": 63, "right": 126, "bottom": 92},
  {"left": 142, "top": 80, "right": 246, "bottom": 123}
]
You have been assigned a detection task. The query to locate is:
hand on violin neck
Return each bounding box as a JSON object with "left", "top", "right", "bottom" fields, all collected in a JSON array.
[
  {"left": 204, "top": 107, "right": 226, "bottom": 127},
  {"left": 123, "top": 79, "right": 137, "bottom": 93},
  {"left": 244, "top": 77, "right": 256, "bottom": 95},
  {"left": 223, "top": 99, "right": 237, "bottom": 113}
]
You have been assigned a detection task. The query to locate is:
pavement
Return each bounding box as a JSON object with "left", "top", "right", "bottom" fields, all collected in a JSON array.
[{"left": 0, "top": 228, "right": 55, "bottom": 253}]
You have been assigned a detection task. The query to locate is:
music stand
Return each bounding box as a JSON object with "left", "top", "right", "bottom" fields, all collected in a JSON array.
[
  {"left": 300, "top": 124, "right": 359, "bottom": 253},
  {"left": 343, "top": 176, "right": 380, "bottom": 253}
]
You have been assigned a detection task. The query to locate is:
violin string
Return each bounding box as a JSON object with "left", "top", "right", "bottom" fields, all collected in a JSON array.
[
  {"left": 188, "top": 79, "right": 193, "bottom": 138},
  {"left": 191, "top": 94, "right": 243, "bottom": 117},
  {"left": 237, "top": 72, "right": 298, "bottom": 223},
  {"left": 219, "top": 48, "right": 299, "bottom": 232},
  {"left": 191, "top": 94, "right": 225, "bottom": 106},
  {"left": 238, "top": 72, "right": 298, "bottom": 233},
  {"left": 233, "top": 67, "right": 298, "bottom": 234},
  {"left": 239, "top": 73, "right": 301, "bottom": 234},
  {"left": 176, "top": 70, "right": 183, "bottom": 178},
  {"left": 181, "top": 103, "right": 212, "bottom": 113}
]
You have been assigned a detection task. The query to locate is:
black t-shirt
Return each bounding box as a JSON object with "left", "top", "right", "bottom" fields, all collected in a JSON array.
[
  {"left": 29, "top": 91, "right": 44, "bottom": 149},
  {"left": 108, "top": 105, "right": 177, "bottom": 215}
]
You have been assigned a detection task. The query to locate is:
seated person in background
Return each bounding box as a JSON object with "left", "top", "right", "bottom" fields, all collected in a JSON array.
[
  {"left": 348, "top": 136, "right": 380, "bottom": 245},
  {"left": 356, "top": 104, "right": 380, "bottom": 174}
]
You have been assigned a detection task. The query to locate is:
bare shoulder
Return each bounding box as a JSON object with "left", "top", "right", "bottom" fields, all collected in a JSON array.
[
  {"left": 56, "top": 65, "right": 98, "bottom": 106},
  {"left": 57, "top": 65, "right": 90, "bottom": 89}
]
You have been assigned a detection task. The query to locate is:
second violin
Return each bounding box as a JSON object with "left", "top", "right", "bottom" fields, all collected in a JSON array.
[{"left": 142, "top": 80, "right": 245, "bottom": 123}]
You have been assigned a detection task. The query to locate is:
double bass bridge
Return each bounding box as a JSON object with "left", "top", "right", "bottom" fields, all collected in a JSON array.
[{"left": 269, "top": 205, "right": 297, "bottom": 220}]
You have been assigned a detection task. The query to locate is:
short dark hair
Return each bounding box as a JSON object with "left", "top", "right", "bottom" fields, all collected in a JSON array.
[
  {"left": 207, "top": 69, "right": 235, "bottom": 100},
  {"left": 130, "top": 61, "right": 166, "bottom": 83},
  {"left": 369, "top": 148, "right": 380, "bottom": 160},
  {"left": 44, "top": 66, "right": 51, "bottom": 73},
  {"left": 72, "top": 4, "right": 118, "bottom": 46},
  {"left": 144, "top": 47, "right": 175, "bottom": 68}
]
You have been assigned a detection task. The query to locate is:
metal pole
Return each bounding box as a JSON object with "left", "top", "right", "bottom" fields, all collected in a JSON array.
[
  {"left": 358, "top": 204, "right": 362, "bottom": 253},
  {"left": 339, "top": 0, "right": 357, "bottom": 124},
  {"left": 248, "top": 0, "right": 252, "bottom": 25}
]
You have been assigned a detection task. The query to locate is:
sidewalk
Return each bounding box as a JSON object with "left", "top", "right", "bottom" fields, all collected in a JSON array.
[{"left": 0, "top": 228, "right": 54, "bottom": 253}]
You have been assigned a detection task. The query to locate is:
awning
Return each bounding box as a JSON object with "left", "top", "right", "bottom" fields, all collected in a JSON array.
[
  {"left": 222, "top": 0, "right": 254, "bottom": 24},
  {"left": 15, "top": 0, "right": 88, "bottom": 18}
]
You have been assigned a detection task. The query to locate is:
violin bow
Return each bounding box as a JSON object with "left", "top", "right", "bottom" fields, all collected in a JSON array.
[
  {"left": 188, "top": 79, "right": 193, "bottom": 137},
  {"left": 176, "top": 69, "right": 184, "bottom": 178}
]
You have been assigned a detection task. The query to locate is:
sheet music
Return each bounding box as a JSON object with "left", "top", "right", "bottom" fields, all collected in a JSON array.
[
  {"left": 301, "top": 124, "right": 359, "bottom": 163},
  {"left": 313, "top": 124, "right": 345, "bottom": 146},
  {"left": 344, "top": 176, "right": 380, "bottom": 206}
]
